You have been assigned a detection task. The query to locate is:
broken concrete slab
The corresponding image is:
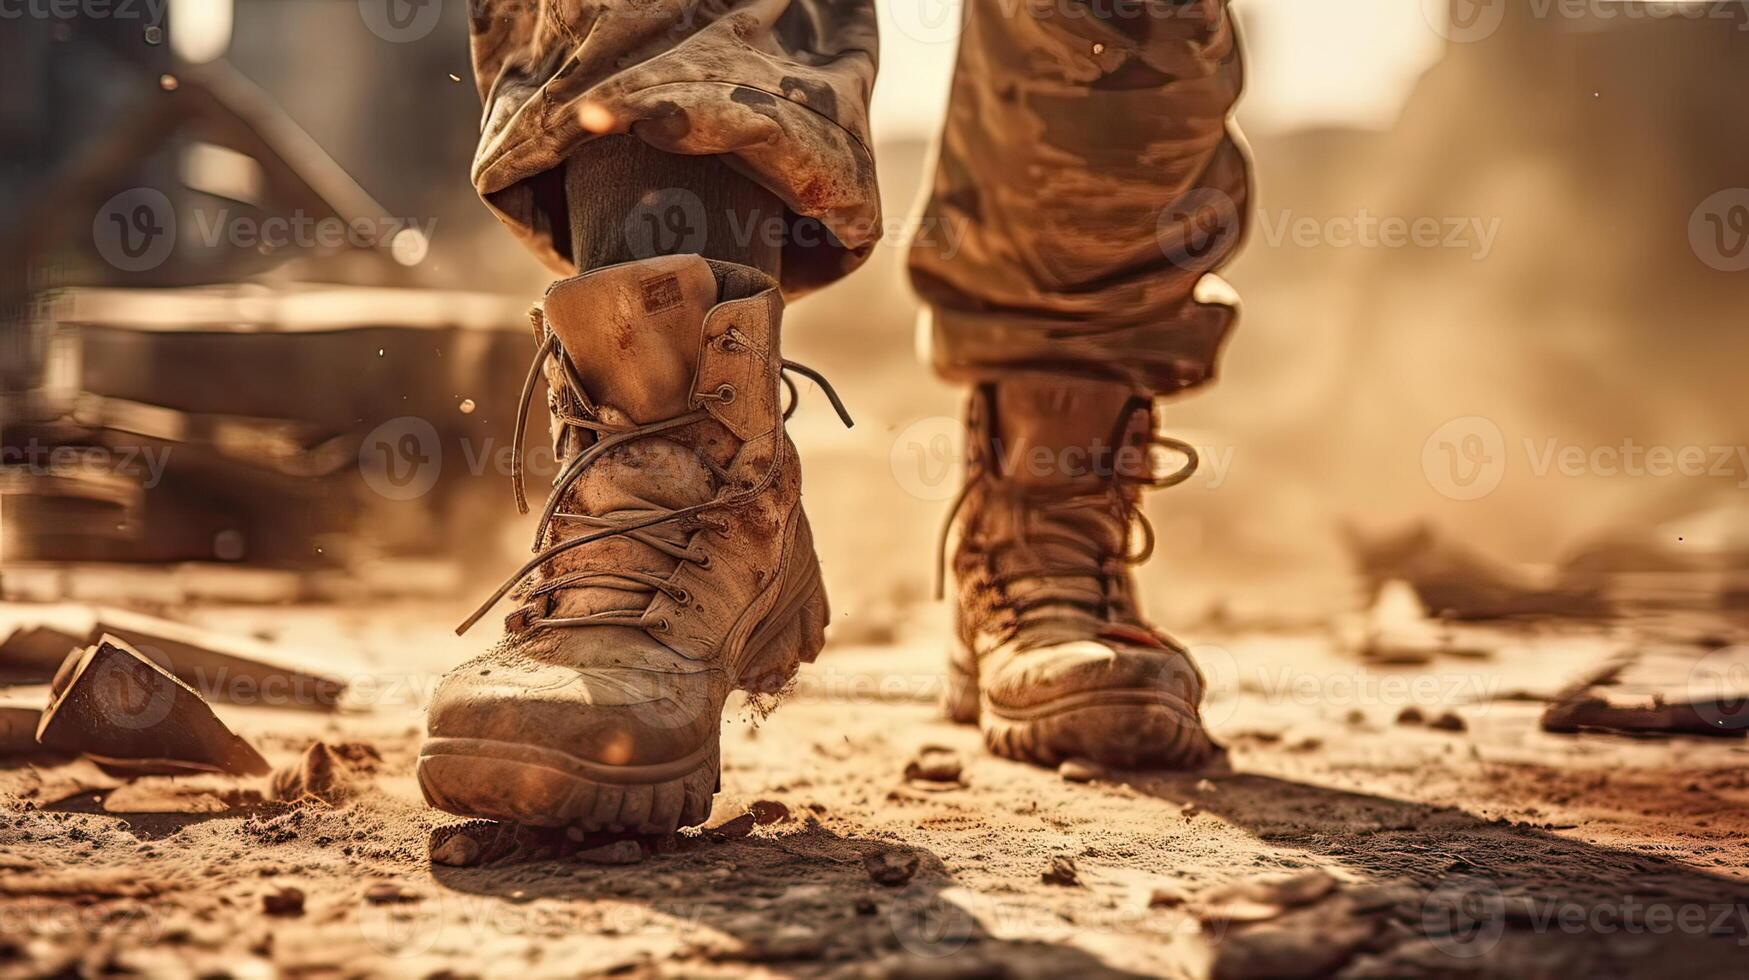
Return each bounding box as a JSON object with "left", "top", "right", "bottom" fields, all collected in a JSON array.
[
  {"left": 1, "top": 603, "right": 348, "bottom": 708},
  {"left": 0, "top": 687, "right": 52, "bottom": 756},
  {"left": 35, "top": 635, "right": 271, "bottom": 776},
  {"left": 87, "top": 608, "right": 347, "bottom": 710}
]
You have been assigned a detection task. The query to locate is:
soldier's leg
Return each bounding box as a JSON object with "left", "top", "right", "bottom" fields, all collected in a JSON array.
[
  {"left": 914, "top": 0, "right": 1248, "bottom": 770},
  {"left": 420, "top": 0, "right": 878, "bottom": 831}
]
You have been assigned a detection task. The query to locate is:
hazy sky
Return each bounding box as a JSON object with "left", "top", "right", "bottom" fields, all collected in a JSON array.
[{"left": 871, "top": 0, "right": 1449, "bottom": 140}]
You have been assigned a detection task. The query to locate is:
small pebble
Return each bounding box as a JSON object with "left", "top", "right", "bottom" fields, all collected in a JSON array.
[
  {"left": 1396, "top": 706, "right": 1425, "bottom": 726},
  {"left": 749, "top": 800, "right": 791, "bottom": 825},
  {"left": 1041, "top": 855, "right": 1080, "bottom": 887},
  {"left": 262, "top": 887, "right": 304, "bottom": 916},
  {"left": 905, "top": 746, "right": 964, "bottom": 784},
  {"left": 1428, "top": 711, "right": 1467, "bottom": 732},
  {"left": 1058, "top": 758, "right": 1107, "bottom": 783}
]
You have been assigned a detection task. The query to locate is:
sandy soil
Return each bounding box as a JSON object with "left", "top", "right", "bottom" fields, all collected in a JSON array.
[{"left": 4, "top": 594, "right": 1748, "bottom": 980}]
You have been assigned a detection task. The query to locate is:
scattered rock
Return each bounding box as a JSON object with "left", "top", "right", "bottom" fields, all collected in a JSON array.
[
  {"left": 748, "top": 800, "right": 791, "bottom": 825},
  {"left": 270, "top": 741, "right": 381, "bottom": 805},
  {"left": 1148, "top": 886, "right": 1188, "bottom": 908},
  {"left": 1428, "top": 712, "right": 1467, "bottom": 733},
  {"left": 1197, "top": 870, "right": 1339, "bottom": 926},
  {"left": 428, "top": 831, "right": 483, "bottom": 868},
  {"left": 1195, "top": 778, "right": 1218, "bottom": 794},
  {"left": 36, "top": 636, "right": 270, "bottom": 776},
  {"left": 1181, "top": 802, "right": 1200, "bottom": 818},
  {"left": 577, "top": 840, "right": 644, "bottom": 866},
  {"left": 864, "top": 848, "right": 919, "bottom": 887},
  {"left": 1343, "top": 709, "right": 1366, "bottom": 725},
  {"left": 707, "top": 812, "right": 757, "bottom": 841},
  {"left": 853, "top": 896, "right": 878, "bottom": 916},
  {"left": 1058, "top": 758, "right": 1107, "bottom": 783},
  {"left": 904, "top": 746, "right": 964, "bottom": 784},
  {"left": 1041, "top": 855, "right": 1080, "bottom": 887},
  {"left": 262, "top": 887, "right": 304, "bottom": 916},
  {"left": 364, "top": 882, "right": 417, "bottom": 905},
  {"left": 1395, "top": 706, "right": 1425, "bottom": 726}
]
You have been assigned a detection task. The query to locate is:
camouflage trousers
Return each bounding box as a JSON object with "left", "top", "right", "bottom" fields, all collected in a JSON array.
[{"left": 467, "top": 0, "right": 1249, "bottom": 395}]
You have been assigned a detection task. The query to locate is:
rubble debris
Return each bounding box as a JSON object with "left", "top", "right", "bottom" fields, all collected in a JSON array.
[
  {"left": 363, "top": 882, "right": 418, "bottom": 904},
  {"left": 853, "top": 896, "right": 878, "bottom": 916},
  {"left": 748, "top": 799, "right": 791, "bottom": 824},
  {"left": 0, "top": 613, "right": 86, "bottom": 682},
  {"left": 87, "top": 608, "right": 347, "bottom": 710},
  {"left": 1428, "top": 712, "right": 1467, "bottom": 733},
  {"left": 429, "top": 831, "right": 483, "bottom": 868},
  {"left": 35, "top": 635, "right": 270, "bottom": 776},
  {"left": 270, "top": 741, "right": 382, "bottom": 804},
  {"left": 1346, "top": 522, "right": 1609, "bottom": 620},
  {"left": 1541, "top": 695, "right": 1745, "bottom": 738},
  {"left": 1058, "top": 758, "right": 1108, "bottom": 783},
  {"left": 1148, "top": 885, "right": 1188, "bottom": 908},
  {"left": 1197, "top": 872, "right": 1390, "bottom": 980},
  {"left": 577, "top": 840, "right": 644, "bottom": 866},
  {"left": 904, "top": 745, "right": 964, "bottom": 784},
  {"left": 863, "top": 848, "right": 919, "bottom": 886},
  {"left": 0, "top": 687, "right": 51, "bottom": 756},
  {"left": 1395, "top": 706, "right": 1425, "bottom": 726},
  {"left": 707, "top": 812, "right": 757, "bottom": 841},
  {"left": 1197, "top": 871, "right": 1338, "bottom": 926},
  {"left": 262, "top": 886, "right": 305, "bottom": 916},
  {"left": 1042, "top": 855, "right": 1081, "bottom": 887}
]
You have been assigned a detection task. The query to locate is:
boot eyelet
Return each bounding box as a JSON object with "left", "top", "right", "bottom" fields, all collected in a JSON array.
[
  {"left": 652, "top": 617, "right": 671, "bottom": 633},
  {"left": 694, "top": 553, "right": 712, "bottom": 569},
  {"left": 715, "top": 383, "right": 736, "bottom": 404},
  {"left": 673, "top": 588, "right": 691, "bottom": 605}
]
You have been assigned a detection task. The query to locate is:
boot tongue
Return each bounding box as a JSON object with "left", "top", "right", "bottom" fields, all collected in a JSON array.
[
  {"left": 993, "top": 379, "right": 1135, "bottom": 488},
  {"left": 542, "top": 254, "right": 719, "bottom": 424}
]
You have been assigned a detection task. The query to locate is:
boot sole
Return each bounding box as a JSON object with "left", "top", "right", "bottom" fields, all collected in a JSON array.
[
  {"left": 417, "top": 556, "right": 826, "bottom": 833},
  {"left": 948, "top": 653, "right": 1218, "bottom": 770}
]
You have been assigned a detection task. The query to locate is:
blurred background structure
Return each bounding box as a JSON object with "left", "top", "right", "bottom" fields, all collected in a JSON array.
[{"left": 3, "top": 0, "right": 1747, "bottom": 627}]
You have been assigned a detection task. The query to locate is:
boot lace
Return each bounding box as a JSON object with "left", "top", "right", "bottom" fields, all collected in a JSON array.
[
  {"left": 455, "top": 316, "right": 851, "bottom": 635},
  {"left": 934, "top": 397, "right": 1199, "bottom": 633}
]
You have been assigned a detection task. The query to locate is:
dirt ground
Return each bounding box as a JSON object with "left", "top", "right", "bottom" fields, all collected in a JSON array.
[{"left": 4, "top": 589, "right": 1748, "bottom": 980}]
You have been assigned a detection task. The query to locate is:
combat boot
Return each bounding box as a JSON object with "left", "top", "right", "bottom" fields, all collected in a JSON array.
[
  {"left": 944, "top": 379, "right": 1220, "bottom": 770},
  {"left": 419, "top": 255, "right": 849, "bottom": 831}
]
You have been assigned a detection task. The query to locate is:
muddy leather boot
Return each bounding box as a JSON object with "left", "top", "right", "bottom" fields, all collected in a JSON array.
[
  {"left": 419, "top": 255, "right": 848, "bottom": 831},
  {"left": 944, "top": 379, "right": 1220, "bottom": 770}
]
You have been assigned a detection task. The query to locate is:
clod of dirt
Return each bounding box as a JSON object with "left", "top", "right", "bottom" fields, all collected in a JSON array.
[
  {"left": 1041, "top": 855, "right": 1080, "bottom": 887},
  {"left": 863, "top": 848, "right": 919, "bottom": 886},
  {"left": 707, "top": 812, "right": 757, "bottom": 841},
  {"left": 1181, "top": 802, "right": 1200, "bottom": 818},
  {"left": 904, "top": 746, "right": 963, "bottom": 785},
  {"left": 748, "top": 800, "right": 791, "bottom": 824},
  {"left": 853, "top": 896, "right": 878, "bottom": 915},
  {"left": 1428, "top": 711, "right": 1467, "bottom": 732},
  {"left": 1343, "top": 709, "right": 1366, "bottom": 725},
  {"left": 577, "top": 840, "right": 644, "bottom": 865},
  {"left": 363, "top": 882, "right": 417, "bottom": 904},
  {"left": 270, "top": 741, "right": 382, "bottom": 805},
  {"left": 262, "top": 886, "right": 304, "bottom": 916},
  {"left": 1058, "top": 758, "right": 1108, "bottom": 783},
  {"left": 1194, "top": 778, "right": 1218, "bottom": 794},
  {"left": 1395, "top": 706, "right": 1425, "bottom": 726},
  {"left": 1148, "top": 885, "right": 1188, "bottom": 908}
]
